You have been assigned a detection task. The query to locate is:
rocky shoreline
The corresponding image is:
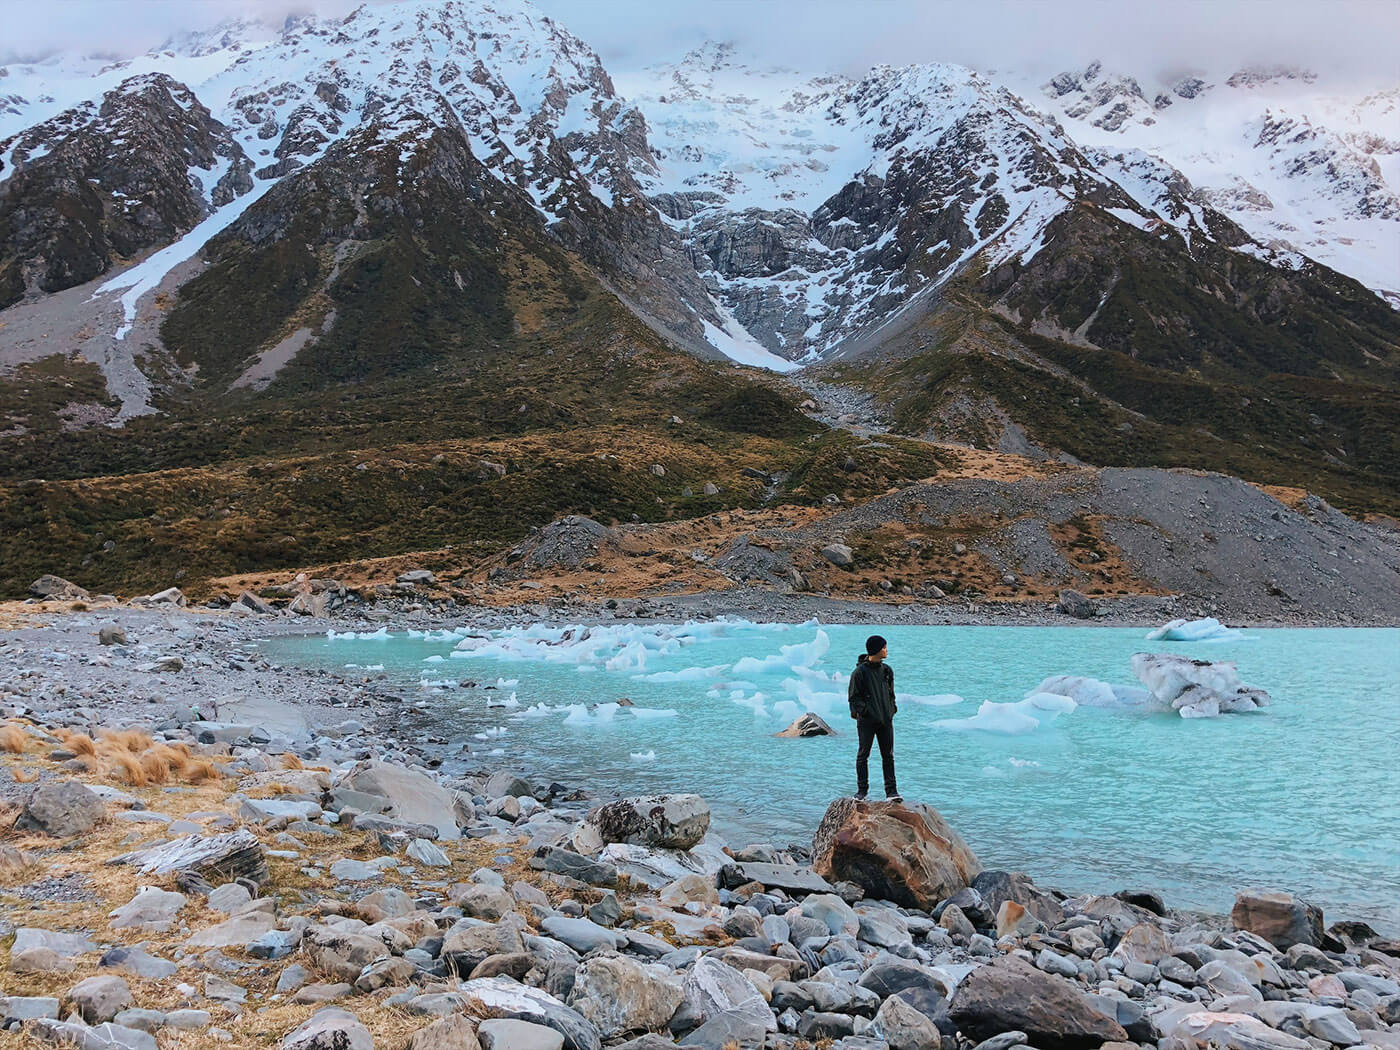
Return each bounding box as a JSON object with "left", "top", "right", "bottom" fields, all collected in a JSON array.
[
  {"left": 2, "top": 661, "right": 1399, "bottom": 1050},
  {"left": 2, "top": 601, "right": 1400, "bottom": 1049}
]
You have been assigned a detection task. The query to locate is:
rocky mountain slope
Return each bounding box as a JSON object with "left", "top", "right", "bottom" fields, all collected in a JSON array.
[{"left": 0, "top": 0, "right": 1398, "bottom": 597}]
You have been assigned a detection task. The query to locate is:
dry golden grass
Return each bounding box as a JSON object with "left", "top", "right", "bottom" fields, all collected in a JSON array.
[
  {"left": 0, "top": 724, "right": 27, "bottom": 754},
  {"left": 11, "top": 767, "right": 39, "bottom": 784},
  {"left": 184, "top": 758, "right": 221, "bottom": 784},
  {"left": 99, "top": 728, "right": 153, "bottom": 754},
  {"left": 59, "top": 731, "right": 96, "bottom": 757},
  {"left": 105, "top": 750, "right": 148, "bottom": 787},
  {"left": 279, "top": 753, "right": 305, "bottom": 770}
]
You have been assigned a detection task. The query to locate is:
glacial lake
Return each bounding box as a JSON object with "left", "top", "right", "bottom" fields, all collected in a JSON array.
[{"left": 260, "top": 621, "right": 1400, "bottom": 932}]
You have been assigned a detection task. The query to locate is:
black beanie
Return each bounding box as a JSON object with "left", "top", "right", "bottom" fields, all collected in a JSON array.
[{"left": 865, "top": 634, "right": 887, "bottom": 656}]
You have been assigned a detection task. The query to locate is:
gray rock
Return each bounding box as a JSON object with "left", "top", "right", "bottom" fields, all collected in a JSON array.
[
  {"left": 98, "top": 946, "right": 176, "bottom": 980},
  {"left": 579, "top": 794, "right": 711, "bottom": 851},
  {"left": 799, "top": 1011, "right": 858, "bottom": 1040},
  {"left": 109, "top": 887, "right": 186, "bottom": 932},
  {"left": 112, "top": 1009, "right": 166, "bottom": 1034},
  {"left": 0, "top": 996, "right": 60, "bottom": 1023},
  {"left": 568, "top": 954, "right": 684, "bottom": 1037},
  {"left": 17, "top": 780, "right": 106, "bottom": 837},
  {"left": 164, "top": 1010, "right": 213, "bottom": 1031},
  {"left": 683, "top": 956, "right": 775, "bottom": 1032},
  {"left": 328, "top": 856, "right": 398, "bottom": 881},
  {"left": 477, "top": 1019, "right": 564, "bottom": 1050},
  {"left": 14, "top": 928, "right": 95, "bottom": 959},
  {"left": 282, "top": 1007, "right": 374, "bottom": 1050},
  {"left": 948, "top": 956, "right": 1127, "bottom": 1050},
  {"left": 538, "top": 846, "right": 618, "bottom": 887},
  {"left": 27, "top": 1019, "right": 156, "bottom": 1050},
  {"left": 720, "top": 863, "right": 834, "bottom": 895},
  {"left": 1056, "top": 590, "right": 1095, "bottom": 618},
  {"left": 540, "top": 916, "right": 625, "bottom": 954},
  {"left": 857, "top": 961, "right": 949, "bottom": 1000},
  {"left": 408, "top": 1014, "right": 481, "bottom": 1050},
  {"left": 67, "top": 975, "right": 133, "bottom": 1024},
  {"left": 822, "top": 544, "right": 855, "bottom": 568},
  {"left": 868, "top": 994, "right": 942, "bottom": 1050},
  {"left": 458, "top": 976, "right": 602, "bottom": 1050},
  {"left": 344, "top": 759, "right": 462, "bottom": 839},
  {"left": 98, "top": 624, "right": 128, "bottom": 646},
  {"left": 678, "top": 1010, "right": 768, "bottom": 1050},
  {"left": 409, "top": 838, "right": 452, "bottom": 867},
  {"left": 1300, "top": 1006, "right": 1361, "bottom": 1045}
]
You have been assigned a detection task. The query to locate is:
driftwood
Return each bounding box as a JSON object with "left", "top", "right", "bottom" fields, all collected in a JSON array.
[{"left": 112, "top": 829, "right": 269, "bottom": 884}]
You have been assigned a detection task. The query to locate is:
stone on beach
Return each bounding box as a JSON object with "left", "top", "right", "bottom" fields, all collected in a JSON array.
[
  {"left": 343, "top": 759, "right": 463, "bottom": 839},
  {"left": 812, "top": 798, "right": 981, "bottom": 909},
  {"left": 567, "top": 954, "right": 685, "bottom": 1037},
  {"left": 115, "top": 828, "right": 269, "bottom": 883},
  {"left": 1230, "top": 889, "right": 1324, "bottom": 949},
  {"left": 578, "top": 794, "right": 711, "bottom": 851},
  {"left": 949, "top": 956, "right": 1128, "bottom": 1050},
  {"left": 282, "top": 1007, "right": 374, "bottom": 1050},
  {"left": 16, "top": 780, "right": 106, "bottom": 837}
]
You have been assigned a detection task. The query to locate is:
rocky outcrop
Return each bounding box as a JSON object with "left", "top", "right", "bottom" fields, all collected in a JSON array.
[
  {"left": 811, "top": 798, "right": 981, "bottom": 909},
  {"left": 27, "top": 575, "right": 91, "bottom": 601},
  {"left": 0, "top": 73, "right": 251, "bottom": 308}
]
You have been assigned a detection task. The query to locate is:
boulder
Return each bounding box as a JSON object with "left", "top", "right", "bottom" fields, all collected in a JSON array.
[
  {"left": 459, "top": 977, "right": 602, "bottom": 1050},
  {"left": 67, "top": 975, "right": 133, "bottom": 1024},
  {"left": 283, "top": 1007, "right": 374, "bottom": 1050},
  {"left": 949, "top": 957, "right": 1127, "bottom": 1050},
  {"left": 812, "top": 799, "right": 981, "bottom": 910},
  {"left": 442, "top": 924, "right": 527, "bottom": 979},
  {"left": 16, "top": 781, "right": 106, "bottom": 838},
  {"left": 1230, "top": 890, "right": 1323, "bottom": 949},
  {"left": 868, "top": 994, "right": 942, "bottom": 1050},
  {"left": 579, "top": 795, "right": 710, "bottom": 851},
  {"left": 972, "top": 870, "right": 1064, "bottom": 928},
  {"left": 540, "top": 916, "right": 625, "bottom": 954},
  {"left": 410, "top": 1015, "right": 482, "bottom": 1050},
  {"left": 98, "top": 624, "right": 127, "bottom": 646},
  {"left": 344, "top": 760, "right": 462, "bottom": 840},
  {"left": 568, "top": 954, "right": 684, "bottom": 1037},
  {"left": 109, "top": 887, "right": 187, "bottom": 932},
  {"left": 1056, "top": 590, "right": 1095, "bottom": 618},
  {"left": 479, "top": 1019, "right": 564, "bottom": 1050},
  {"left": 777, "top": 714, "right": 837, "bottom": 738},
  {"left": 822, "top": 543, "right": 855, "bottom": 567},
  {"left": 30, "top": 575, "right": 90, "bottom": 600},
  {"left": 682, "top": 956, "right": 775, "bottom": 1032}
]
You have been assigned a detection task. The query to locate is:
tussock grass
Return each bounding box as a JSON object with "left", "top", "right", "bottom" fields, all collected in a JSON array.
[
  {"left": 10, "top": 767, "right": 38, "bottom": 784},
  {"left": 57, "top": 730, "right": 96, "bottom": 756},
  {"left": 279, "top": 753, "right": 305, "bottom": 770},
  {"left": 106, "top": 750, "right": 148, "bottom": 787},
  {"left": 0, "top": 724, "right": 27, "bottom": 754}
]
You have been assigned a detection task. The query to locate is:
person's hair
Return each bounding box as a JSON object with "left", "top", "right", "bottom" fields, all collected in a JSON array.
[{"left": 865, "top": 634, "right": 887, "bottom": 656}]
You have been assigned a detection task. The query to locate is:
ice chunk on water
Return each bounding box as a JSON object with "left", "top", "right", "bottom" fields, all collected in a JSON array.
[
  {"left": 901, "top": 693, "right": 966, "bottom": 707},
  {"left": 631, "top": 750, "right": 657, "bottom": 761},
  {"left": 629, "top": 707, "right": 678, "bottom": 719},
  {"left": 936, "top": 692, "right": 1076, "bottom": 734},
  {"left": 732, "top": 629, "right": 830, "bottom": 674},
  {"left": 1145, "top": 617, "right": 1241, "bottom": 642},
  {"left": 640, "top": 664, "right": 730, "bottom": 682},
  {"left": 1032, "top": 675, "right": 1155, "bottom": 709},
  {"left": 1131, "top": 653, "right": 1273, "bottom": 718}
]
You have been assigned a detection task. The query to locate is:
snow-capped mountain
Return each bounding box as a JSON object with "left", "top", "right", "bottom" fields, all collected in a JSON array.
[
  {"left": 1031, "top": 61, "right": 1400, "bottom": 306},
  {"left": 0, "top": 0, "right": 1396, "bottom": 403}
]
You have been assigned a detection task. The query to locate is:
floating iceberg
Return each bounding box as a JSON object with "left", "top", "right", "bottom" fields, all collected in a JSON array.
[
  {"left": 1145, "top": 617, "right": 1242, "bottom": 642},
  {"left": 1031, "top": 675, "right": 1154, "bottom": 709},
  {"left": 901, "top": 692, "right": 967, "bottom": 707},
  {"left": 630, "top": 750, "right": 657, "bottom": 762},
  {"left": 936, "top": 691, "right": 1077, "bottom": 734},
  {"left": 1131, "top": 653, "right": 1272, "bottom": 717}
]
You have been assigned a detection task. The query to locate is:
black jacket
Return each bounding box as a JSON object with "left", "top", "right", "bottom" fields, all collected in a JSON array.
[{"left": 848, "top": 655, "right": 896, "bottom": 724}]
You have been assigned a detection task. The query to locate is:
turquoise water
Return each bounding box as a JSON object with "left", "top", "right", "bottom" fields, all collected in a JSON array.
[{"left": 260, "top": 622, "right": 1400, "bottom": 931}]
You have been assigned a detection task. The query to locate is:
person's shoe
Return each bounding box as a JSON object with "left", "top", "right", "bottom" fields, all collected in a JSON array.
[
  {"left": 886, "top": 793, "right": 903, "bottom": 803},
  {"left": 854, "top": 790, "right": 868, "bottom": 800}
]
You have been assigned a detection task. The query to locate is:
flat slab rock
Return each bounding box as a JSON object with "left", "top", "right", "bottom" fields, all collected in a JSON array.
[
  {"left": 719, "top": 862, "right": 834, "bottom": 894},
  {"left": 949, "top": 956, "right": 1128, "bottom": 1050},
  {"left": 112, "top": 828, "right": 269, "bottom": 883}
]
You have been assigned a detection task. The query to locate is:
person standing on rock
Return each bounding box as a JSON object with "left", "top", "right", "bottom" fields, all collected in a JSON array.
[{"left": 849, "top": 634, "right": 901, "bottom": 802}]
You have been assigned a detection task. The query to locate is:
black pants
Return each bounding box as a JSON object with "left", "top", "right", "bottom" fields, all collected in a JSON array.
[{"left": 856, "top": 717, "right": 897, "bottom": 796}]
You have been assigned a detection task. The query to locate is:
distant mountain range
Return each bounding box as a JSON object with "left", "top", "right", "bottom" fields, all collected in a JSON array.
[{"left": 0, "top": 0, "right": 1397, "bottom": 597}]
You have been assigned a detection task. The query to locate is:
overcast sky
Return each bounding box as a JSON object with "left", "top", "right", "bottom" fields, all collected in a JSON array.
[{"left": 2, "top": 0, "right": 1397, "bottom": 86}]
